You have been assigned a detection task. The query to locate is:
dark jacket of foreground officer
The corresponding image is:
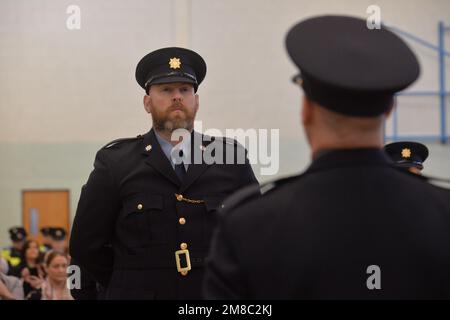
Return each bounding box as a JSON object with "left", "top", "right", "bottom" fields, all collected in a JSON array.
[
  {"left": 70, "top": 47, "right": 258, "bottom": 299},
  {"left": 203, "top": 15, "right": 450, "bottom": 299}
]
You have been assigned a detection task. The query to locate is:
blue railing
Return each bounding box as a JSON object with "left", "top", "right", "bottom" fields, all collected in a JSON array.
[{"left": 384, "top": 22, "right": 450, "bottom": 144}]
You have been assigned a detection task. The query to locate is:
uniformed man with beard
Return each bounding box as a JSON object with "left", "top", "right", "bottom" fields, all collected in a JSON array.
[{"left": 70, "top": 47, "right": 258, "bottom": 299}]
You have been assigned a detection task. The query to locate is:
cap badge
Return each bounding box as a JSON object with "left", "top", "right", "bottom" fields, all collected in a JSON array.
[
  {"left": 401, "top": 148, "right": 411, "bottom": 158},
  {"left": 169, "top": 57, "right": 181, "bottom": 69}
]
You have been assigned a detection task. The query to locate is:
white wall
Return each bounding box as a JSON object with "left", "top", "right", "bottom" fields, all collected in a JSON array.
[{"left": 1, "top": 0, "right": 449, "bottom": 247}]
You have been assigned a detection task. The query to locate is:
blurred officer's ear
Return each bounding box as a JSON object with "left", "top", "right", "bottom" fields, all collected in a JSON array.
[{"left": 301, "top": 95, "right": 315, "bottom": 126}]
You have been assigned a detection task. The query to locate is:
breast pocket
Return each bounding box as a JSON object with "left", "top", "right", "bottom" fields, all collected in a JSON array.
[
  {"left": 121, "top": 194, "right": 166, "bottom": 247},
  {"left": 203, "top": 196, "right": 226, "bottom": 244}
]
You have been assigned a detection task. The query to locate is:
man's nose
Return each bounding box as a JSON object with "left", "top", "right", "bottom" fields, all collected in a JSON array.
[{"left": 172, "top": 89, "right": 183, "bottom": 101}]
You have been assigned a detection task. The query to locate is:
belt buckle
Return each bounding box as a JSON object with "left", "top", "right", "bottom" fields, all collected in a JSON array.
[{"left": 175, "top": 249, "right": 192, "bottom": 275}]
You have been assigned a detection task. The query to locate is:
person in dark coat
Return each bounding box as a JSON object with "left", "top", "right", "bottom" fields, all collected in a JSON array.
[
  {"left": 70, "top": 47, "right": 258, "bottom": 299},
  {"left": 203, "top": 15, "right": 450, "bottom": 299}
]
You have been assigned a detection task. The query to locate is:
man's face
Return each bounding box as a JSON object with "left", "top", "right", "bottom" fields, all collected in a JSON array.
[
  {"left": 144, "top": 82, "right": 199, "bottom": 133},
  {"left": 42, "top": 235, "right": 51, "bottom": 244},
  {"left": 12, "top": 240, "right": 25, "bottom": 251},
  {"left": 50, "top": 239, "right": 67, "bottom": 253}
]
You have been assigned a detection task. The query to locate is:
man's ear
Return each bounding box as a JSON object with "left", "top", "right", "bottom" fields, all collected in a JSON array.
[
  {"left": 302, "top": 95, "right": 313, "bottom": 125},
  {"left": 194, "top": 93, "right": 200, "bottom": 112},
  {"left": 143, "top": 95, "right": 151, "bottom": 114}
]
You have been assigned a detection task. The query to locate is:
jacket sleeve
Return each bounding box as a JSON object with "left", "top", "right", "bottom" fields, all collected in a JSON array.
[
  {"left": 241, "top": 154, "right": 259, "bottom": 188},
  {"left": 236, "top": 144, "right": 259, "bottom": 188},
  {"left": 69, "top": 149, "right": 120, "bottom": 287}
]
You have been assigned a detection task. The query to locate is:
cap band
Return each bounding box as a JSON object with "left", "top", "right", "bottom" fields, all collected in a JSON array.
[{"left": 144, "top": 71, "right": 198, "bottom": 88}]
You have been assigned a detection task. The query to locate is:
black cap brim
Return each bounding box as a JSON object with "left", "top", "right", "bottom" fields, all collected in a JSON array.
[
  {"left": 286, "top": 15, "right": 420, "bottom": 116},
  {"left": 149, "top": 76, "right": 197, "bottom": 86}
]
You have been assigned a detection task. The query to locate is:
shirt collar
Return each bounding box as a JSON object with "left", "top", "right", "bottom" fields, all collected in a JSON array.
[{"left": 154, "top": 130, "right": 192, "bottom": 166}]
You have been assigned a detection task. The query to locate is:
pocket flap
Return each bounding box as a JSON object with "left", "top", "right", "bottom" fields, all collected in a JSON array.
[{"left": 123, "top": 194, "right": 163, "bottom": 214}]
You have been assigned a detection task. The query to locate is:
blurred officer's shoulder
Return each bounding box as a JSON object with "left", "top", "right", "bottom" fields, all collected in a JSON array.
[{"left": 221, "top": 174, "right": 303, "bottom": 215}]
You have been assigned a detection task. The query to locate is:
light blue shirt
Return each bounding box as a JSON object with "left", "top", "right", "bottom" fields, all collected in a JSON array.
[{"left": 154, "top": 131, "right": 191, "bottom": 171}]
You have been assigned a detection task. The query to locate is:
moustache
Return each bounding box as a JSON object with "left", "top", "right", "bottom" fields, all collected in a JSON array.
[{"left": 170, "top": 103, "right": 186, "bottom": 111}]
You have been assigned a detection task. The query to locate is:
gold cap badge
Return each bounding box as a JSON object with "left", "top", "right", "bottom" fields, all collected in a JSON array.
[
  {"left": 169, "top": 57, "right": 181, "bottom": 69},
  {"left": 401, "top": 148, "right": 411, "bottom": 158}
]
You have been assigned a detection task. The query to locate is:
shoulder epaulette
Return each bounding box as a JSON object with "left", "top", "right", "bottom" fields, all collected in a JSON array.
[
  {"left": 221, "top": 183, "right": 261, "bottom": 213},
  {"left": 209, "top": 136, "right": 240, "bottom": 147},
  {"left": 101, "top": 134, "right": 144, "bottom": 149},
  {"left": 222, "top": 174, "right": 303, "bottom": 213}
]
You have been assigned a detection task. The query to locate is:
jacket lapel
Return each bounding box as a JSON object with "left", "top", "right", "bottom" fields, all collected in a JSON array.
[
  {"left": 141, "top": 129, "right": 181, "bottom": 187},
  {"left": 179, "top": 131, "right": 212, "bottom": 193}
]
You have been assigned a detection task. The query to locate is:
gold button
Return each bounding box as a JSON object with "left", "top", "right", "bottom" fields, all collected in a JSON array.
[
  {"left": 180, "top": 243, "right": 187, "bottom": 250},
  {"left": 137, "top": 204, "right": 143, "bottom": 210},
  {"left": 179, "top": 217, "right": 186, "bottom": 225},
  {"left": 181, "top": 270, "right": 188, "bottom": 276},
  {"left": 176, "top": 194, "right": 183, "bottom": 201}
]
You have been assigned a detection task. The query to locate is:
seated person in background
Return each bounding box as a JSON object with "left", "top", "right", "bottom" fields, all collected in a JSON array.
[
  {"left": 0, "top": 257, "right": 24, "bottom": 300},
  {"left": 27, "top": 251, "right": 73, "bottom": 300},
  {"left": 384, "top": 141, "right": 428, "bottom": 175},
  {"left": 8, "top": 240, "right": 45, "bottom": 298},
  {"left": 1, "top": 227, "right": 28, "bottom": 269},
  {"left": 48, "top": 227, "right": 68, "bottom": 254}
]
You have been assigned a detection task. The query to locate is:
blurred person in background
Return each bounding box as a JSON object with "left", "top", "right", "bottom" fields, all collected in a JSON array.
[
  {"left": 0, "top": 257, "right": 24, "bottom": 300},
  {"left": 48, "top": 227, "right": 68, "bottom": 254},
  {"left": 1, "top": 227, "right": 28, "bottom": 269},
  {"left": 27, "top": 251, "right": 73, "bottom": 300},
  {"left": 39, "top": 227, "right": 53, "bottom": 253},
  {"left": 384, "top": 141, "right": 428, "bottom": 175},
  {"left": 9, "top": 240, "right": 45, "bottom": 297}
]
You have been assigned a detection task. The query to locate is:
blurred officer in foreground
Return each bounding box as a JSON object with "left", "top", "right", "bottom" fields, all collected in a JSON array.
[
  {"left": 1, "top": 227, "right": 27, "bottom": 269},
  {"left": 70, "top": 47, "right": 258, "bottom": 299},
  {"left": 384, "top": 141, "right": 428, "bottom": 175},
  {"left": 204, "top": 15, "right": 450, "bottom": 299}
]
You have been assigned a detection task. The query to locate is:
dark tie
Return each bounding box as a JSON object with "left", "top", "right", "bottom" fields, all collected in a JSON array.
[{"left": 174, "top": 149, "right": 186, "bottom": 181}]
